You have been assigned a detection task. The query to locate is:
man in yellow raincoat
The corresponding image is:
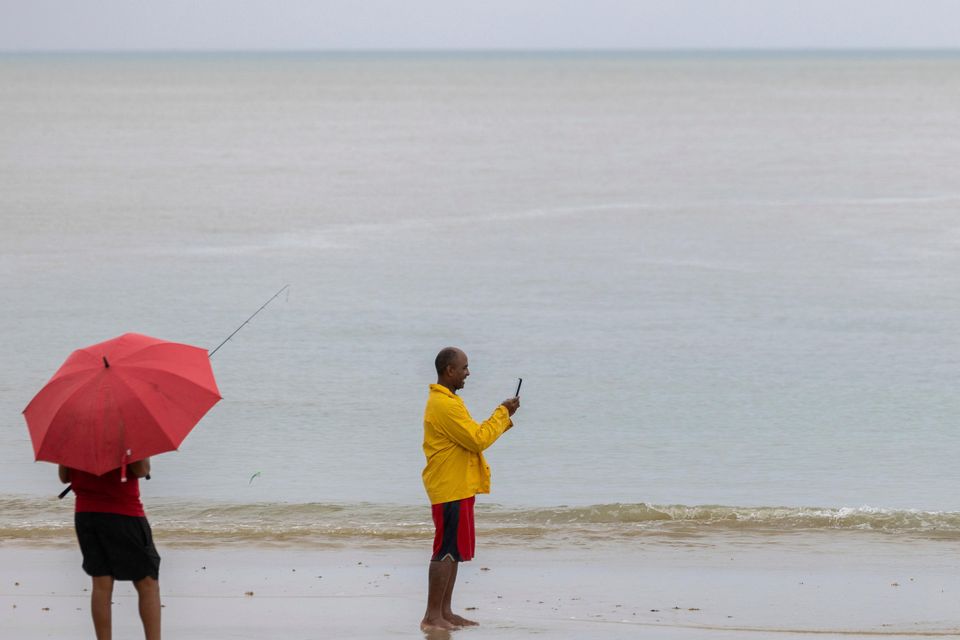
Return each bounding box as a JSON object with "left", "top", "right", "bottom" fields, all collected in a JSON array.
[{"left": 420, "top": 347, "right": 519, "bottom": 632}]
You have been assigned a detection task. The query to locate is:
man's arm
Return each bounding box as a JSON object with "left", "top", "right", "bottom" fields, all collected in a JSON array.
[
  {"left": 440, "top": 401, "right": 515, "bottom": 453},
  {"left": 128, "top": 458, "right": 151, "bottom": 478},
  {"left": 58, "top": 465, "right": 70, "bottom": 484}
]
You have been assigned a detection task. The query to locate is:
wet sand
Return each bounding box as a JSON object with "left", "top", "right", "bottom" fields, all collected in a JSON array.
[{"left": 2, "top": 533, "right": 960, "bottom": 639}]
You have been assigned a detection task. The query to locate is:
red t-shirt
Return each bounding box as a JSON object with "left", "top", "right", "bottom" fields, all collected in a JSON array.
[{"left": 70, "top": 468, "right": 146, "bottom": 517}]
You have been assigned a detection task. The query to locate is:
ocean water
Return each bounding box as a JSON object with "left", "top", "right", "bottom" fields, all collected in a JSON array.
[{"left": 2, "top": 52, "right": 960, "bottom": 544}]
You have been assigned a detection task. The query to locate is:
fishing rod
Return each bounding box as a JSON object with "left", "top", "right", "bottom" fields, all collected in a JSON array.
[{"left": 209, "top": 284, "right": 290, "bottom": 357}]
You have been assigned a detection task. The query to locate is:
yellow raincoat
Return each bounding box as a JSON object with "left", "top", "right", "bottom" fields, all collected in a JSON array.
[{"left": 422, "top": 384, "right": 512, "bottom": 504}]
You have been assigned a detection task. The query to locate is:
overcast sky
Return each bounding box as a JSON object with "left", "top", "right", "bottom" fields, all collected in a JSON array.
[{"left": 1, "top": 0, "right": 958, "bottom": 52}]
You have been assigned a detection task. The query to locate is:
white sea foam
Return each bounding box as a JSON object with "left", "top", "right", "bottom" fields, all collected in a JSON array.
[{"left": 5, "top": 497, "right": 960, "bottom": 547}]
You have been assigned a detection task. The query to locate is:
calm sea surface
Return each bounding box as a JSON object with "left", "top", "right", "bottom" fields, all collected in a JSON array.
[{"left": 2, "top": 53, "right": 960, "bottom": 542}]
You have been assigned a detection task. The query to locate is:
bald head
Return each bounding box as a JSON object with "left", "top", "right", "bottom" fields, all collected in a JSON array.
[
  {"left": 435, "top": 347, "right": 470, "bottom": 392},
  {"left": 435, "top": 347, "right": 463, "bottom": 376}
]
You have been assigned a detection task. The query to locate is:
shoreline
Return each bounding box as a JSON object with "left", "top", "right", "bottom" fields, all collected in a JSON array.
[
  {"left": 7, "top": 495, "right": 960, "bottom": 548},
  {"left": 3, "top": 534, "right": 960, "bottom": 639}
]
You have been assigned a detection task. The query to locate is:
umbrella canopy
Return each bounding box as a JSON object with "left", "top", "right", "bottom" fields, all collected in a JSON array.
[{"left": 23, "top": 332, "right": 221, "bottom": 476}]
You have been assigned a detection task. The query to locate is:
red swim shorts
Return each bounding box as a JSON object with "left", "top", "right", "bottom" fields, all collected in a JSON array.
[{"left": 431, "top": 495, "right": 475, "bottom": 562}]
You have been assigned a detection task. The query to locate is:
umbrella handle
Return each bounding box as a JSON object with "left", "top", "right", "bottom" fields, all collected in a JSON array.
[
  {"left": 58, "top": 484, "right": 72, "bottom": 499},
  {"left": 120, "top": 449, "right": 131, "bottom": 483}
]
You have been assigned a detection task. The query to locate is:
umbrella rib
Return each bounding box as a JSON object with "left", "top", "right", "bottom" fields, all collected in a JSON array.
[
  {"left": 24, "top": 367, "right": 101, "bottom": 414},
  {"left": 37, "top": 375, "right": 105, "bottom": 467},
  {"left": 108, "top": 367, "right": 219, "bottom": 453},
  {"left": 106, "top": 374, "right": 180, "bottom": 454},
  {"left": 112, "top": 343, "right": 208, "bottom": 371},
  {"left": 120, "top": 364, "right": 220, "bottom": 397},
  {"left": 116, "top": 364, "right": 221, "bottom": 442}
]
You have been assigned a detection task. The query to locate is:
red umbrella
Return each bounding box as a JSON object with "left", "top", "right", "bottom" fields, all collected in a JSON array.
[{"left": 23, "top": 332, "right": 221, "bottom": 477}]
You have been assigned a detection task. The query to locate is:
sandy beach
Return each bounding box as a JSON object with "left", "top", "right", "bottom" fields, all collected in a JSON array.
[{"left": 3, "top": 533, "right": 960, "bottom": 639}]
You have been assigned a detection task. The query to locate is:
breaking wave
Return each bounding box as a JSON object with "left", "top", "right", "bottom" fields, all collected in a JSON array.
[{"left": 3, "top": 497, "right": 959, "bottom": 547}]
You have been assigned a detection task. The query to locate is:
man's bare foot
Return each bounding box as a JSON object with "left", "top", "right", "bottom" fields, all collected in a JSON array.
[
  {"left": 446, "top": 613, "right": 478, "bottom": 627},
  {"left": 421, "top": 616, "right": 457, "bottom": 631}
]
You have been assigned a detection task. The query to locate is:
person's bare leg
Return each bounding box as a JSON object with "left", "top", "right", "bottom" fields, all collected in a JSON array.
[
  {"left": 441, "top": 562, "right": 477, "bottom": 626},
  {"left": 133, "top": 576, "right": 161, "bottom": 640},
  {"left": 421, "top": 559, "right": 457, "bottom": 630},
  {"left": 90, "top": 575, "right": 114, "bottom": 640}
]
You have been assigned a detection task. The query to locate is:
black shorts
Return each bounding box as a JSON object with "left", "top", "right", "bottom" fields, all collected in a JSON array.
[{"left": 74, "top": 512, "right": 161, "bottom": 581}]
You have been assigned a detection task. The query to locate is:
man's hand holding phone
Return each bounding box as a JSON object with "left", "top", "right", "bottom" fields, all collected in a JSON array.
[{"left": 501, "top": 378, "right": 521, "bottom": 416}]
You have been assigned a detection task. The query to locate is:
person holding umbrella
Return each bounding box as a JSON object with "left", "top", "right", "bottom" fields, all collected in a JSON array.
[
  {"left": 58, "top": 458, "right": 161, "bottom": 640},
  {"left": 420, "top": 347, "right": 520, "bottom": 631},
  {"left": 23, "top": 332, "right": 222, "bottom": 640}
]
